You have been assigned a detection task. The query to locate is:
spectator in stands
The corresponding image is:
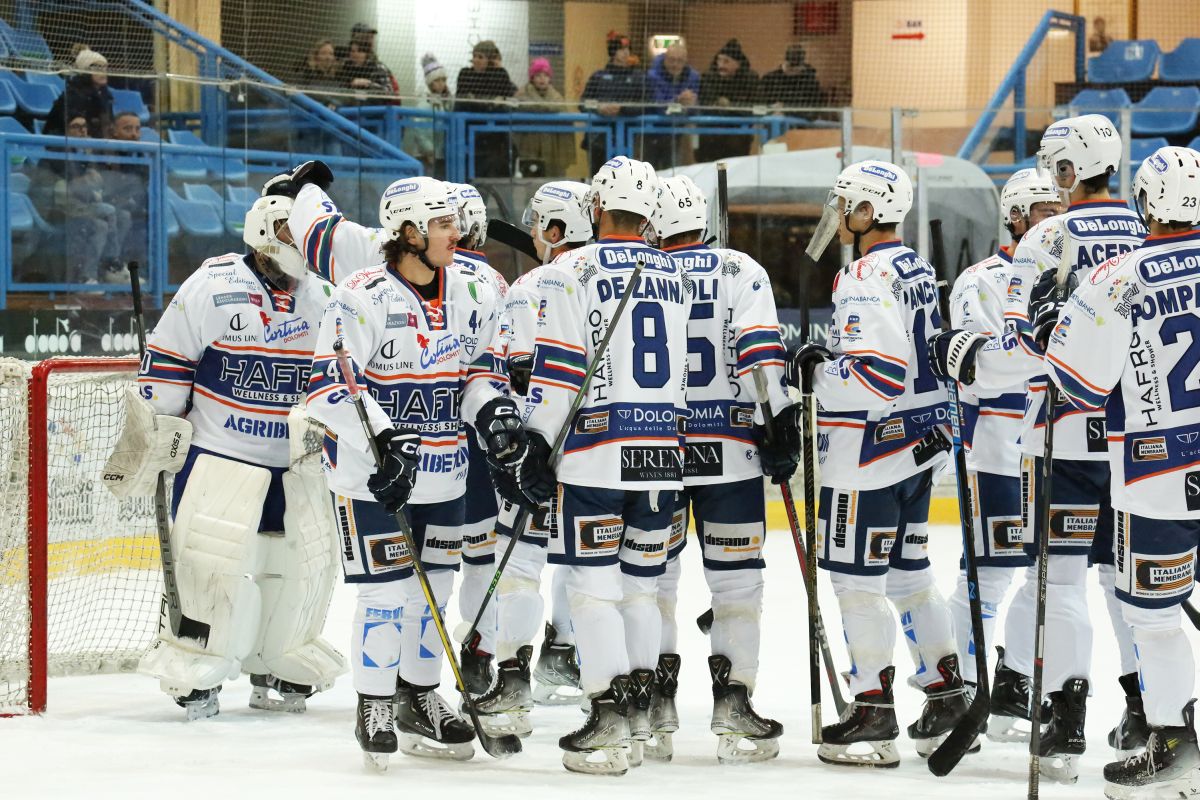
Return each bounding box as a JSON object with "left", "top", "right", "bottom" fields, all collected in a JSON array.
[
  {"left": 516, "top": 58, "right": 574, "bottom": 177},
  {"left": 343, "top": 40, "right": 395, "bottom": 95},
  {"left": 761, "top": 44, "right": 823, "bottom": 110},
  {"left": 697, "top": 38, "right": 760, "bottom": 162},
  {"left": 456, "top": 40, "right": 517, "bottom": 177},
  {"left": 1089, "top": 17, "right": 1112, "bottom": 54},
  {"left": 44, "top": 49, "right": 114, "bottom": 139},
  {"left": 103, "top": 111, "right": 149, "bottom": 266},
  {"left": 580, "top": 31, "right": 648, "bottom": 173},
  {"left": 405, "top": 53, "right": 453, "bottom": 176},
  {"left": 644, "top": 41, "right": 700, "bottom": 169},
  {"left": 299, "top": 39, "right": 342, "bottom": 105}
]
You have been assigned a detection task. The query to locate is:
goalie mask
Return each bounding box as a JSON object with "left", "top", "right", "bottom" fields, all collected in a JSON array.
[{"left": 244, "top": 195, "right": 308, "bottom": 288}]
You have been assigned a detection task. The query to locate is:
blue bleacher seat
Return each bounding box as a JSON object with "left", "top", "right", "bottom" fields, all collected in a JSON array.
[
  {"left": 165, "top": 200, "right": 180, "bottom": 238},
  {"left": 110, "top": 88, "right": 150, "bottom": 124},
  {"left": 9, "top": 171, "right": 30, "bottom": 193},
  {"left": 1130, "top": 137, "right": 1169, "bottom": 164},
  {"left": 10, "top": 190, "right": 32, "bottom": 231},
  {"left": 162, "top": 130, "right": 208, "bottom": 180},
  {"left": 0, "top": 116, "right": 28, "bottom": 135},
  {"left": 1159, "top": 38, "right": 1200, "bottom": 82},
  {"left": 0, "top": 70, "right": 56, "bottom": 116},
  {"left": 139, "top": 127, "right": 161, "bottom": 144},
  {"left": 1189, "top": 135, "right": 1200, "bottom": 151},
  {"left": 1132, "top": 86, "right": 1200, "bottom": 136},
  {"left": 183, "top": 182, "right": 224, "bottom": 208},
  {"left": 226, "top": 184, "right": 257, "bottom": 205},
  {"left": 1067, "top": 87, "right": 1132, "bottom": 128},
  {"left": 223, "top": 202, "right": 250, "bottom": 237},
  {"left": 167, "top": 187, "right": 223, "bottom": 237},
  {"left": 0, "top": 82, "right": 17, "bottom": 115},
  {"left": 0, "top": 20, "right": 51, "bottom": 63},
  {"left": 23, "top": 71, "right": 63, "bottom": 99},
  {"left": 1088, "top": 39, "right": 1161, "bottom": 83},
  {"left": 167, "top": 129, "right": 248, "bottom": 182}
]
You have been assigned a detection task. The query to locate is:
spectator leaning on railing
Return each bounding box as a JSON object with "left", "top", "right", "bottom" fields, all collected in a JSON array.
[
  {"left": 580, "top": 31, "right": 648, "bottom": 173},
  {"left": 644, "top": 41, "right": 700, "bottom": 169},
  {"left": 697, "top": 38, "right": 760, "bottom": 162},
  {"left": 343, "top": 39, "right": 395, "bottom": 96},
  {"left": 456, "top": 40, "right": 517, "bottom": 177},
  {"left": 405, "top": 53, "right": 453, "bottom": 176},
  {"left": 336, "top": 22, "right": 399, "bottom": 94},
  {"left": 44, "top": 48, "right": 114, "bottom": 138},
  {"left": 514, "top": 58, "right": 574, "bottom": 177},
  {"left": 761, "top": 43, "right": 823, "bottom": 112}
]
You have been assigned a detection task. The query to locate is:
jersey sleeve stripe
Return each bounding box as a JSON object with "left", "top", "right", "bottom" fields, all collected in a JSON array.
[
  {"left": 534, "top": 337, "right": 586, "bottom": 354},
  {"left": 303, "top": 214, "right": 340, "bottom": 283},
  {"left": 193, "top": 385, "right": 292, "bottom": 416},
  {"left": 842, "top": 348, "right": 908, "bottom": 370},
  {"left": 529, "top": 376, "right": 583, "bottom": 393},
  {"left": 848, "top": 366, "right": 900, "bottom": 401},
  {"left": 147, "top": 343, "right": 195, "bottom": 363}
]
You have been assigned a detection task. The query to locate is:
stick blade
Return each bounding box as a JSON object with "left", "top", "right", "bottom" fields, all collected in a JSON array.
[
  {"left": 460, "top": 690, "right": 523, "bottom": 759},
  {"left": 927, "top": 695, "right": 989, "bottom": 776}
]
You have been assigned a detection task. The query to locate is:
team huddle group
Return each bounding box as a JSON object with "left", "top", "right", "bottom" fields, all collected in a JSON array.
[{"left": 98, "top": 112, "right": 1200, "bottom": 796}]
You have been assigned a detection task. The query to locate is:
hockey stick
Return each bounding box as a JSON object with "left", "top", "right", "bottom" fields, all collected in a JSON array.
[
  {"left": 1185, "top": 600, "right": 1200, "bottom": 631},
  {"left": 752, "top": 366, "right": 846, "bottom": 731},
  {"left": 128, "top": 262, "right": 211, "bottom": 646},
  {"left": 459, "top": 258, "right": 649, "bottom": 652},
  {"left": 716, "top": 161, "right": 729, "bottom": 248},
  {"left": 333, "top": 340, "right": 521, "bottom": 760},
  {"left": 487, "top": 219, "right": 539, "bottom": 263},
  {"left": 927, "top": 224, "right": 990, "bottom": 774},
  {"left": 1027, "top": 221, "right": 1073, "bottom": 800}
]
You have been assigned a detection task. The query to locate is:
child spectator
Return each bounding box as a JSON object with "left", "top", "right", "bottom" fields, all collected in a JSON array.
[
  {"left": 515, "top": 58, "right": 574, "bottom": 177},
  {"left": 405, "top": 53, "right": 453, "bottom": 176}
]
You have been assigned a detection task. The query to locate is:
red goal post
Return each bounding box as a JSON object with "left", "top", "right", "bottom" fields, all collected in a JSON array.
[{"left": 0, "top": 356, "right": 162, "bottom": 715}]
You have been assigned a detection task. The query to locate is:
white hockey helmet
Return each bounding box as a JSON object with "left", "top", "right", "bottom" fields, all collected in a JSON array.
[
  {"left": 831, "top": 160, "right": 913, "bottom": 226},
  {"left": 1001, "top": 167, "right": 1063, "bottom": 220},
  {"left": 1037, "top": 114, "right": 1122, "bottom": 192},
  {"left": 243, "top": 194, "right": 308, "bottom": 283},
  {"left": 589, "top": 155, "right": 659, "bottom": 222},
  {"left": 653, "top": 175, "right": 709, "bottom": 241},
  {"left": 522, "top": 180, "right": 592, "bottom": 248},
  {"left": 449, "top": 182, "right": 488, "bottom": 246},
  {"left": 1133, "top": 146, "right": 1200, "bottom": 227},
  {"left": 378, "top": 176, "right": 457, "bottom": 238}
]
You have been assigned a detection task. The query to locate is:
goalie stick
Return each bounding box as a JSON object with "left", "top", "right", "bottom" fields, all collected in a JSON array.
[
  {"left": 128, "top": 262, "right": 211, "bottom": 646},
  {"left": 333, "top": 340, "right": 521, "bottom": 760}
]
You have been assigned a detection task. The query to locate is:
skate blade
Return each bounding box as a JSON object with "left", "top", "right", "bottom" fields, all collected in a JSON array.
[
  {"left": 643, "top": 732, "right": 674, "bottom": 763},
  {"left": 915, "top": 732, "right": 981, "bottom": 759},
  {"left": 399, "top": 733, "right": 475, "bottom": 761},
  {"left": 533, "top": 681, "right": 583, "bottom": 705},
  {"left": 563, "top": 747, "right": 630, "bottom": 776},
  {"left": 628, "top": 741, "right": 644, "bottom": 769},
  {"left": 362, "top": 752, "right": 390, "bottom": 773},
  {"left": 1103, "top": 768, "right": 1200, "bottom": 800},
  {"left": 987, "top": 715, "right": 1031, "bottom": 743},
  {"left": 480, "top": 711, "right": 533, "bottom": 739},
  {"left": 184, "top": 699, "right": 220, "bottom": 722},
  {"left": 248, "top": 687, "right": 306, "bottom": 713},
  {"left": 1038, "top": 754, "right": 1080, "bottom": 784},
  {"left": 717, "top": 733, "right": 781, "bottom": 765},
  {"left": 817, "top": 740, "right": 900, "bottom": 768}
]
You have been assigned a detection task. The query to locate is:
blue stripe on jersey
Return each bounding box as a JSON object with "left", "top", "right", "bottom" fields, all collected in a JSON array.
[
  {"left": 193, "top": 347, "right": 309, "bottom": 411},
  {"left": 1047, "top": 352, "right": 1108, "bottom": 411},
  {"left": 562, "top": 401, "right": 683, "bottom": 454},
  {"left": 534, "top": 343, "right": 587, "bottom": 389},
  {"left": 858, "top": 402, "right": 945, "bottom": 467},
  {"left": 683, "top": 399, "right": 757, "bottom": 442},
  {"left": 143, "top": 348, "right": 197, "bottom": 382},
  {"left": 841, "top": 356, "right": 905, "bottom": 401},
  {"left": 735, "top": 329, "right": 785, "bottom": 374},
  {"left": 1122, "top": 420, "right": 1200, "bottom": 485},
  {"left": 305, "top": 215, "right": 340, "bottom": 283}
]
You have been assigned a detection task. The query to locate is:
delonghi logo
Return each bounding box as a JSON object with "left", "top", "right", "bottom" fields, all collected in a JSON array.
[
  {"left": 1149, "top": 153, "right": 1169, "bottom": 174},
  {"left": 385, "top": 181, "right": 419, "bottom": 197},
  {"left": 860, "top": 164, "right": 897, "bottom": 182},
  {"left": 541, "top": 186, "right": 573, "bottom": 201},
  {"left": 458, "top": 186, "right": 481, "bottom": 200},
  {"left": 1043, "top": 125, "right": 1070, "bottom": 139}
]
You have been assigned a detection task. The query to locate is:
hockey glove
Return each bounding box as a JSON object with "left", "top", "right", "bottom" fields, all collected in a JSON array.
[
  {"left": 367, "top": 428, "right": 421, "bottom": 513},
  {"left": 757, "top": 404, "right": 801, "bottom": 485},
  {"left": 518, "top": 432, "right": 557, "bottom": 508},
  {"left": 261, "top": 160, "right": 335, "bottom": 199},
  {"left": 927, "top": 329, "right": 988, "bottom": 385},
  {"left": 489, "top": 460, "right": 530, "bottom": 511},
  {"left": 508, "top": 353, "right": 533, "bottom": 396},
  {"left": 785, "top": 343, "right": 833, "bottom": 392},
  {"left": 1028, "top": 267, "right": 1079, "bottom": 351},
  {"left": 476, "top": 396, "right": 528, "bottom": 467}
]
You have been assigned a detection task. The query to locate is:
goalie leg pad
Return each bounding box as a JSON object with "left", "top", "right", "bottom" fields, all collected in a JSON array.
[
  {"left": 243, "top": 468, "right": 346, "bottom": 690},
  {"left": 102, "top": 385, "right": 192, "bottom": 499},
  {"left": 138, "top": 454, "right": 270, "bottom": 695}
]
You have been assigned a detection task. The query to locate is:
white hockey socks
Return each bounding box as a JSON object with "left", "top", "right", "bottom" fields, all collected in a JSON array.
[
  {"left": 949, "top": 566, "right": 1014, "bottom": 683},
  {"left": 621, "top": 573, "right": 661, "bottom": 673},
  {"left": 495, "top": 540, "right": 547, "bottom": 661},
  {"left": 351, "top": 581, "right": 405, "bottom": 697},
  {"left": 458, "top": 561, "right": 497, "bottom": 655},
  {"left": 1125, "top": 604, "right": 1195, "bottom": 727},
  {"left": 831, "top": 572, "right": 894, "bottom": 696},
  {"left": 888, "top": 567, "right": 956, "bottom": 689},
  {"left": 706, "top": 567, "right": 764, "bottom": 690},
  {"left": 566, "top": 564, "right": 629, "bottom": 696},
  {"left": 657, "top": 555, "right": 682, "bottom": 653},
  {"left": 399, "top": 570, "right": 453, "bottom": 688},
  {"left": 1099, "top": 563, "right": 1139, "bottom": 675}
]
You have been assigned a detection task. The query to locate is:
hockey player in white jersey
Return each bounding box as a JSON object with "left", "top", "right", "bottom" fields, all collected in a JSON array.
[
  {"left": 510, "top": 156, "right": 689, "bottom": 776},
  {"left": 446, "top": 182, "right": 511, "bottom": 695},
  {"left": 103, "top": 193, "right": 345, "bottom": 720},
  {"left": 785, "top": 160, "right": 962, "bottom": 767},
  {"left": 649, "top": 175, "right": 791, "bottom": 764},
  {"left": 306, "top": 177, "right": 527, "bottom": 767},
  {"left": 1039, "top": 146, "right": 1200, "bottom": 800},
  {"left": 929, "top": 115, "right": 1146, "bottom": 780},
  {"left": 934, "top": 168, "right": 1062, "bottom": 741},
  {"left": 475, "top": 180, "right": 593, "bottom": 736}
]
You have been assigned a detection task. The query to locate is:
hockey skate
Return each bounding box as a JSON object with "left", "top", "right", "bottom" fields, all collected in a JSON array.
[
  {"left": 1109, "top": 672, "right": 1151, "bottom": 758},
  {"left": 909, "top": 654, "right": 975, "bottom": 758},
  {"left": 627, "top": 668, "right": 656, "bottom": 768},
  {"left": 475, "top": 645, "right": 534, "bottom": 739},
  {"left": 1036, "top": 677, "right": 1089, "bottom": 784},
  {"left": 459, "top": 631, "right": 495, "bottom": 696},
  {"left": 394, "top": 680, "right": 476, "bottom": 761},
  {"left": 533, "top": 623, "right": 583, "bottom": 705},
  {"left": 644, "top": 653, "right": 681, "bottom": 762},
  {"left": 1103, "top": 700, "right": 1200, "bottom": 800},
  {"left": 817, "top": 666, "right": 900, "bottom": 768},
  {"left": 709, "top": 654, "right": 782, "bottom": 764},
  {"left": 560, "top": 675, "right": 632, "bottom": 776},
  {"left": 988, "top": 646, "right": 1037, "bottom": 743},
  {"left": 356, "top": 692, "right": 398, "bottom": 773},
  {"left": 248, "top": 673, "right": 314, "bottom": 713},
  {"left": 174, "top": 686, "right": 220, "bottom": 721}
]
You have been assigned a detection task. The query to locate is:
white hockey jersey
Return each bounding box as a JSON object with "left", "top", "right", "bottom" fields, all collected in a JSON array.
[
  {"left": 306, "top": 264, "right": 505, "bottom": 504},
  {"left": 814, "top": 240, "right": 949, "bottom": 490},
  {"left": 138, "top": 253, "right": 330, "bottom": 468},
  {"left": 949, "top": 248, "right": 1026, "bottom": 477},
  {"left": 288, "top": 183, "right": 387, "bottom": 284},
  {"left": 662, "top": 242, "right": 790, "bottom": 485},
  {"left": 521, "top": 236, "right": 690, "bottom": 491},
  {"left": 454, "top": 247, "right": 511, "bottom": 378},
  {"left": 975, "top": 201, "right": 1146, "bottom": 461},
  {"left": 1046, "top": 230, "right": 1200, "bottom": 519}
]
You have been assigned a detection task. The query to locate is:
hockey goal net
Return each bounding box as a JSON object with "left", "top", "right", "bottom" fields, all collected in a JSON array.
[{"left": 0, "top": 357, "right": 163, "bottom": 715}]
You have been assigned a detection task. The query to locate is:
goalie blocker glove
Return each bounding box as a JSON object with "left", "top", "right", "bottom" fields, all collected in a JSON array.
[
  {"left": 476, "top": 396, "right": 528, "bottom": 467},
  {"left": 366, "top": 428, "right": 421, "bottom": 513},
  {"left": 927, "top": 329, "right": 988, "bottom": 385},
  {"left": 757, "top": 404, "right": 801, "bottom": 484},
  {"left": 785, "top": 343, "right": 832, "bottom": 392}
]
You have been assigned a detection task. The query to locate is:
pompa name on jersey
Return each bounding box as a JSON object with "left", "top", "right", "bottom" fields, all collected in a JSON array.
[{"left": 138, "top": 253, "right": 330, "bottom": 468}]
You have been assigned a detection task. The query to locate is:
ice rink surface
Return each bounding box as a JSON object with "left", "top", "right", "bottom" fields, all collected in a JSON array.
[{"left": 2, "top": 525, "right": 1175, "bottom": 800}]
